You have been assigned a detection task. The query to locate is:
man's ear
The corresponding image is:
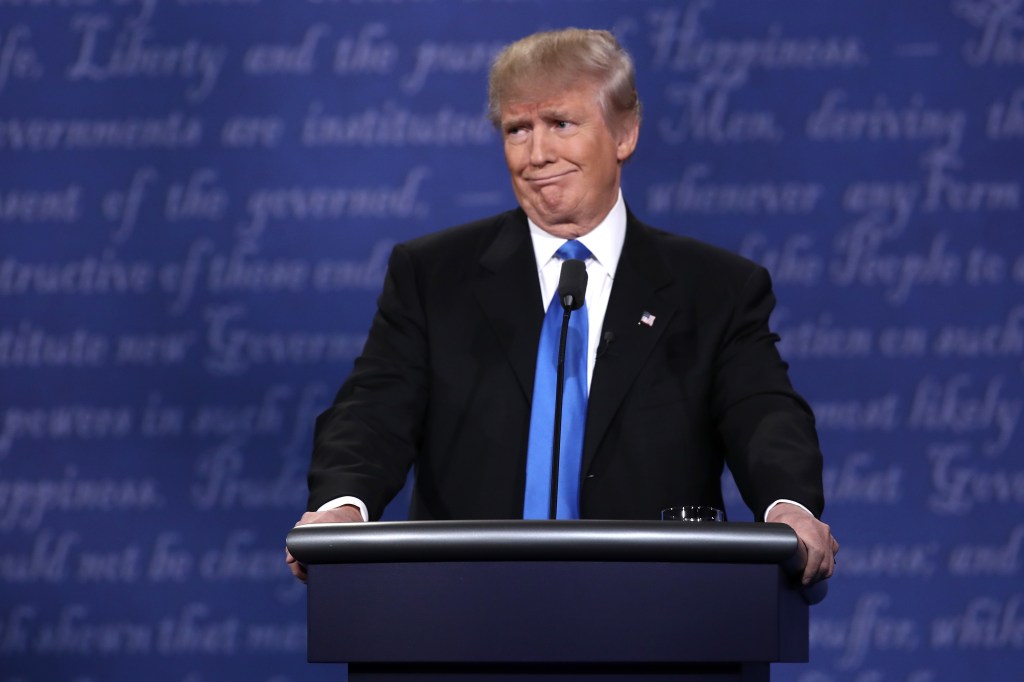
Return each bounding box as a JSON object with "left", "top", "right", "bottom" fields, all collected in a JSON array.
[{"left": 616, "top": 116, "right": 640, "bottom": 163}]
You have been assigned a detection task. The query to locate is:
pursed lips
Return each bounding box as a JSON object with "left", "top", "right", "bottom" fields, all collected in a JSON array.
[{"left": 525, "top": 170, "right": 574, "bottom": 186}]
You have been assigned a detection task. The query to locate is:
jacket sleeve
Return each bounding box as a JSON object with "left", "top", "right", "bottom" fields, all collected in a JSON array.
[
  {"left": 711, "top": 266, "right": 825, "bottom": 520},
  {"left": 306, "top": 243, "right": 429, "bottom": 519}
]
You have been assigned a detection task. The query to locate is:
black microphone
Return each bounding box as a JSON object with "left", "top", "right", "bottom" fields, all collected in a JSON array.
[
  {"left": 557, "top": 259, "right": 587, "bottom": 311},
  {"left": 596, "top": 331, "right": 614, "bottom": 358},
  {"left": 549, "top": 259, "right": 589, "bottom": 519}
]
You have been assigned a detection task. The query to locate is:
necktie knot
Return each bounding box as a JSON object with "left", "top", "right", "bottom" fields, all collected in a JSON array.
[{"left": 556, "top": 240, "right": 592, "bottom": 262}]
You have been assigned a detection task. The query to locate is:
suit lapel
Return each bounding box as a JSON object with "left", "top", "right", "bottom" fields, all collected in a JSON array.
[
  {"left": 475, "top": 210, "right": 545, "bottom": 401},
  {"left": 471, "top": 209, "right": 681, "bottom": 473},
  {"left": 583, "top": 214, "right": 676, "bottom": 474}
]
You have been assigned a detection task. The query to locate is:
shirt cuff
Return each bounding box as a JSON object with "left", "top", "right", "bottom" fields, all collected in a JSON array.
[
  {"left": 763, "top": 499, "right": 814, "bottom": 522},
  {"left": 317, "top": 496, "right": 369, "bottom": 522}
]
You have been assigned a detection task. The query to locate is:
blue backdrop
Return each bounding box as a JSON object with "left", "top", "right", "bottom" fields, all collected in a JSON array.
[{"left": 1, "top": 1, "right": 1022, "bottom": 680}]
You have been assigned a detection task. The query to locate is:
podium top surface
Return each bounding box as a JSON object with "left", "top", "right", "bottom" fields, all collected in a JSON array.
[{"left": 287, "top": 519, "right": 801, "bottom": 567}]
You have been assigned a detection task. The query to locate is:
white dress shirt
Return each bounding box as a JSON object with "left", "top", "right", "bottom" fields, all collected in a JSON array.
[{"left": 527, "top": 190, "right": 627, "bottom": 389}]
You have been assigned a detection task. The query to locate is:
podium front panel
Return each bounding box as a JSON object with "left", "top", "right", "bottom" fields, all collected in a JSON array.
[{"left": 306, "top": 560, "right": 807, "bottom": 664}]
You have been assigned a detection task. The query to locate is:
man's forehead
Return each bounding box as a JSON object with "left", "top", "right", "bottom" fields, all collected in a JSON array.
[{"left": 499, "top": 86, "right": 601, "bottom": 121}]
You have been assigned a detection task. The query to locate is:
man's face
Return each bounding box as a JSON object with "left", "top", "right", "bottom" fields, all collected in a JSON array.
[{"left": 500, "top": 83, "right": 639, "bottom": 238}]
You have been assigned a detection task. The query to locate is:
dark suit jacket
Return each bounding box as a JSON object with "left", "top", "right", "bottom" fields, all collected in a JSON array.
[{"left": 308, "top": 208, "right": 824, "bottom": 521}]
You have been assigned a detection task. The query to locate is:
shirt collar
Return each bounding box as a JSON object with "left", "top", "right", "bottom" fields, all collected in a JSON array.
[{"left": 527, "top": 190, "right": 627, "bottom": 277}]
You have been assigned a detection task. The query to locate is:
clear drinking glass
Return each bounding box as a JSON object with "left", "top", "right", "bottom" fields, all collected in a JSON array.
[{"left": 660, "top": 505, "right": 726, "bottom": 522}]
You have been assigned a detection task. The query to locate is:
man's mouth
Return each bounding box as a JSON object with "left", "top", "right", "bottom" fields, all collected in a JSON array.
[{"left": 527, "top": 171, "right": 573, "bottom": 186}]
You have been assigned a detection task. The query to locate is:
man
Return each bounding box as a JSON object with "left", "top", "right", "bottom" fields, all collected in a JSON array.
[{"left": 287, "top": 28, "right": 838, "bottom": 585}]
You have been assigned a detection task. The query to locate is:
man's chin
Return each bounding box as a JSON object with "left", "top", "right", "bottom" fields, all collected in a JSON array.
[{"left": 530, "top": 216, "right": 591, "bottom": 239}]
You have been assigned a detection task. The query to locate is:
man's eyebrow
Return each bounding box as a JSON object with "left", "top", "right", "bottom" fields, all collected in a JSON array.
[
  {"left": 538, "top": 107, "right": 574, "bottom": 120},
  {"left": 501, "top": 115, "right": 529, "bottom": 130},
  {"left": 501, "top": 106, "right": 579, "bottom": 130}
]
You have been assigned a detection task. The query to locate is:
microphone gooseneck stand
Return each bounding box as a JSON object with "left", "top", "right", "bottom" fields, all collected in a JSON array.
[{"left": 548, "top": 258, "right": 587, "bottom": 520}]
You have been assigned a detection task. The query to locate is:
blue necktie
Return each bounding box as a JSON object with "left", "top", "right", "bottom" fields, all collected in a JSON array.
[{"left": 523, "top": 240, "right": 591, "bottom": 519}]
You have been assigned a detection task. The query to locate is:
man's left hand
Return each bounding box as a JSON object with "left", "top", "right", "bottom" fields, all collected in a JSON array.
[{"left": 766, "top": 502, "right": 838, "bottom": 585}]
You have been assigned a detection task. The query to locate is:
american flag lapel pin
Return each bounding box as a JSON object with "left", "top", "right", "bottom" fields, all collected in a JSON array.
[{"left": 639, "top": 311, "right": 656, "bottom": 327}]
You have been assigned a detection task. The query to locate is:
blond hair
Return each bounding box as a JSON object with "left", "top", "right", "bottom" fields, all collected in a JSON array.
[{"left": 487, "top": 28, "right": 641, "bottom": 131}]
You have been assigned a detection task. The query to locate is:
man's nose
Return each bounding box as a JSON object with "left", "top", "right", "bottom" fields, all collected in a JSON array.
[{"left": 529, "top": 128, "right": 555, "bottom": 166}]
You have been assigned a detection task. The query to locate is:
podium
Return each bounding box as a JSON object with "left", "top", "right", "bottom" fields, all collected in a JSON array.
[{"left": 286, "top": 520, "right": 822, "bottom": 681}]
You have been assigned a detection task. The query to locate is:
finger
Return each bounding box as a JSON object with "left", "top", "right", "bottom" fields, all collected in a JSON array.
[
  {"left": 285, "top": 549, "right": 307, "bottom": 583},
  {"left": 805, "top": 557, "right": 827, "bottom": 585},
  {"left": 801, "top": 546, "right": 819, "bottom": 585},
  {"left": 803, "top": 541, "right": 832, "bottom": 585},
  {"left": 823, "top": 548, "right": 836, "bottom": 580},
  {"left": 288, "top": 558, "right": 307, "bottom": 582},
  {"left": 802, "top": 557, "right": 818, "bottom": 585}
]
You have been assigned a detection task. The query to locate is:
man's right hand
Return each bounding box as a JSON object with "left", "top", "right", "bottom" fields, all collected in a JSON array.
[{"left": 285, "top": 505, "right": 364, "bottom": 582}]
